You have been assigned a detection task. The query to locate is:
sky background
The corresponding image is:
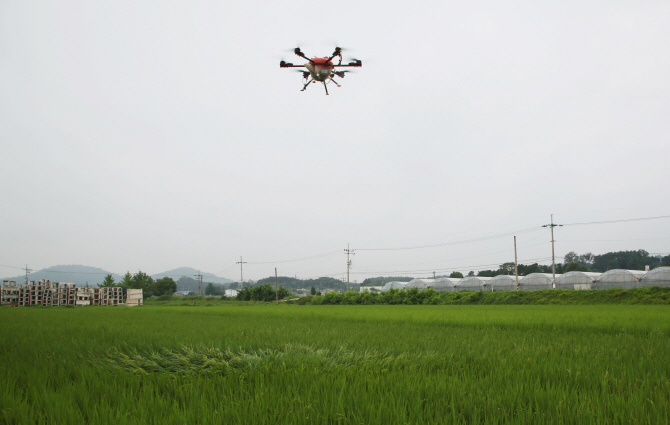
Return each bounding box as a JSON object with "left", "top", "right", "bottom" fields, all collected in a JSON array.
[{"left": 1, "top": 0, "right": 669, "bottom": 282}]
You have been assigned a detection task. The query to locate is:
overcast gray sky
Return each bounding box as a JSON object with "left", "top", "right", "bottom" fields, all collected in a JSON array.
[{"left": 2, "top": 0, "right": 669, "bottom": 282}]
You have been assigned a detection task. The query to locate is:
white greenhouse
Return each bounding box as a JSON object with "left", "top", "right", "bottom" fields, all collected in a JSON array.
[
  {"left": 593, "top": 269, "right": 645, "bottom": 289},
  {"left": 381, "top": 281, "right": 409, "bottom": 292},
  {"left": 431, "top": 277, "right": 458, "bottom": 292},
  {"left": 454, "top": 276, "right": 492, "bottom": 291},
  {"left": 639, "top": 267, "right": 670, "bottom": 287},
  {"left": 405, "top": 278, "right": 459, "bottom": 291},
  {"left": 554, "top": 272, "right": 602, "bottom": 290},
  {"left": 489, "top": 275, "right": 519, "bottom": 291},
  {"left": 405, "top": 278, "right": 432, "bottom": 290},
  {"left": 519, "top": 273, "right": 557, "bottom": 291}
]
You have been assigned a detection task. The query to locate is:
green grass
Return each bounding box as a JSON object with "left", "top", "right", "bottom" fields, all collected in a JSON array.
[{"left": 1, "top": 304, "right": 669, "bottom": 424}]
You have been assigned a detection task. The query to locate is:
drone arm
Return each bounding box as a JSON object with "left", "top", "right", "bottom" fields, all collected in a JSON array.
[
  {"left": 293, "top": 48, "right": 314, "bottom": 63},
  {"left": 280, "top": 61, "right": 305, "bottom": 68},
  {"left": 332, "top": 60, "right": 362, "bottom": 68},
  {"left": 326, "top": 47, "right": 343, "bottom": 63}
]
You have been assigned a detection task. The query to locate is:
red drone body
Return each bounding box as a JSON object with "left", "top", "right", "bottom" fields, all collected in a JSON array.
[{"left": 280, "top": 47, "right": 362, "bottom": 95}]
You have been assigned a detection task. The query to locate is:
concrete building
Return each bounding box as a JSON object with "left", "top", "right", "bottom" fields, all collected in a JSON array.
[
  {"left": 126, "top": 289, "right": 143, "bottom": 306},
  {"left": 6, "top": 279, "right": 140, "bottom": 307},
  {"left": 1, "top": 281, "right": 20, "bottom": 306}
]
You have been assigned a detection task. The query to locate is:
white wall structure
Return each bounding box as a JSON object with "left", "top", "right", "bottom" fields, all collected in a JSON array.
[
  {"left": 639, "top": 267, "right": 670, "bottom": 287},
  {"left": 381, "top": 281, "right": 408, "bottom": 292},
  {"left": 489, "top": 275, "right": 518, "bottom": 291},
  {"left": 593, "top": 269, "right": 645, "bottom": 289},
  {"left": 126, "top": 289, "right": 143, "bottom": 306},
  {"left": 519, "top": 273, "right": 556, "bottom": 291},
  {"left": 224, "top": 289, "right": 238, "bottom": 297},
  {"left": 555, "top": 272, "right": 602, "bottom": 290},
  {"left": 455, "top": 276, "right": 492, "bottom": 292}
]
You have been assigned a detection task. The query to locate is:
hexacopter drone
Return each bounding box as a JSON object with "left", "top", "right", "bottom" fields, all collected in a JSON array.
[{"left": 280, "top": 47, "right": 362, "bottom": 95}]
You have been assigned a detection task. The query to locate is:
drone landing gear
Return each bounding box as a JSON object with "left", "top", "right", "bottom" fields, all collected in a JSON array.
[
  {"left": 301, "top": 78, "right": 313, "bottom": 91},
  {"left": 323, "top": 81, "right": 329, "bottom": 95},
  {"left": 329, "top": 78, "right": 341, "bottom": 87}
]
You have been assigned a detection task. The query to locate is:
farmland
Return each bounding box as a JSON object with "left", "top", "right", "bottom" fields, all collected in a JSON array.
[{"left": 1, "top": 304, "right": 669, "bottom": 424}]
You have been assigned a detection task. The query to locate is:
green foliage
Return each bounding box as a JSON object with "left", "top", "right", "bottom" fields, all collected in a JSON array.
[
  {"left": 236, "top": 283, "right": 291, "bottom": 302},
  {"left": 120, "top": 272, "right": 132, "bottom": 289},
  {"left": 204, "top": 282, "right": 224, "bottom": 296},
  {"left": 449, "top": 271, "right": 464, "bottom": 278},
  {"left": 360, "top": 276, "right": 414, "bottom": 286},
  {"left": 153, "top": 277, "right": 177, "bottom": 297},
  {"left": 99, "top": 274, "right": 117, "bottom": 288},
  {"left": 310, "top": 286, "right": 316, "bottom": 296},
  {"left": 121, "top": 271, "right": 154, "bottom": 298},
  {"left": 255, "top": 276, "right": 348, "bottom": 291},
  {"left": 564, "top": 251, "right": 594, "bottom": 266},
  {"left": 591, "top": 249, "right": 661, "bottom": 272},
  {"left": 565, "top": 261, "right": 589, "bottom": 272},
  {"left": 297, "top": 286, "right": 670, "bottom": 306}
]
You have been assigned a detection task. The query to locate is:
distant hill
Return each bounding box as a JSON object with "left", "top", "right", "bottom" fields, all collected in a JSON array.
[
  {"left": 2, "top": 265, "right": 233, "bottom": 288},
  {"left": 152, "top": 267, "right": 233, "bottom": 285},
  {"left": 2, "top": 265, "right": 123, "bottom": 287}
]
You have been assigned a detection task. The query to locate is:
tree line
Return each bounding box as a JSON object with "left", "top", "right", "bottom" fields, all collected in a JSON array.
[
  {"left": 99, "top": 272, "right": 176, "bottom": 299},
  {"left": 235, "top": 283, "right": 291, "bottom": 302},
  {"left": 473, "top": 250, "right": 669, "bottom": 278},
  {"left": 254, "top": 276, "right": 350, "bottom": 291}
]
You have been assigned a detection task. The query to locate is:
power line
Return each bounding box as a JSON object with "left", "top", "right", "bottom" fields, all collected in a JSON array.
[
  {"left": 562, "top": 215, "right": 670, "bottom": 226},
  {"left": 351, "top": 256, "right": 554, "bottom": 276},
  {"left": 344, "top": 244, "right": 355, "bottom": 291},
  {"left": 236, "top": 257, "right": 247, "bottom": 288},
  {"left": 0, "top": 263, "right": 27, "bottom": 270},
  {"left": 246, "top": 250, "right": 341, "bottom": 265},
  {"left": 542, "top": 214, "right": 562, "bottom": 286},
  {"left": 357, "top": 227, "right": 541, "bottom": 251}
]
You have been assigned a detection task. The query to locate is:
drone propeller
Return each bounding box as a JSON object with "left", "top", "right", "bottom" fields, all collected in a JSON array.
[
  {"left": 293, "top": 69, "right": 310, "bottom": 79},
  {"left": 292, "top": 47, "right": 314, "bottom": 63}
]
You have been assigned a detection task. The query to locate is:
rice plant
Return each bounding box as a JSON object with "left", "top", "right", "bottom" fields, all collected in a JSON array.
[{"left": 1, "top": 304, "right": 669, "bottom": 424}]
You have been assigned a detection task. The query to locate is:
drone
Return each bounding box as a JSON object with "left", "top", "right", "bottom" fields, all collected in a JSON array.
[{"left": 280, "top": 47, "right": 362, "bottom": 95}]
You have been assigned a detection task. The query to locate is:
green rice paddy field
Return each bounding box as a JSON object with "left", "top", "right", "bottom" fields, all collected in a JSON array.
[{"left": 1, "top": 304, "right": 669, "bottom": 424}]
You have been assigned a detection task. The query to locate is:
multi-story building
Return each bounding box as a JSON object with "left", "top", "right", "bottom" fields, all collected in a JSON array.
[
  {"left": 4, "top": 280, "right": 141, "bottom": 307},
  {"left": 1, "top": 281, "right": 20, "bottom": 306}
]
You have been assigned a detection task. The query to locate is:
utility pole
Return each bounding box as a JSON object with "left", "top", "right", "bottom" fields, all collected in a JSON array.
[
  {"left": 433, "top": 271, "right": 436, "bottom": 280},
  {"left": 236, "top": 257, "right": 247, "bottom": 289},
  {"left": 514, "top": 236, "right": 519, "bottom": 291},
  {"left": 542, "top": 214, "right": 563, "bottom": 289},
  {"left": 24, "top": 265, "right": 32, "bottom": 285},
  {"left": 275, "top": 267, "right": 278, "bottom": 304},
  {"left": 344, "top": 244, "right": 355, "bottom": 292},
  {"left": 194, "top": 271, "right": 203, "bottom": 297}
]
